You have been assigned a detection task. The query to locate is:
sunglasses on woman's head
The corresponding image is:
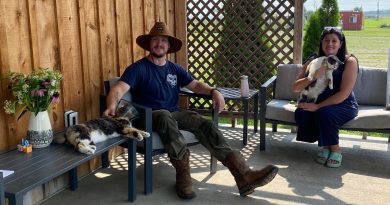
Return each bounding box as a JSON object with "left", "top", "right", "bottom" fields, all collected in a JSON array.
[{"left": 322, "top": 26, "right": 343, "bottom": 34}]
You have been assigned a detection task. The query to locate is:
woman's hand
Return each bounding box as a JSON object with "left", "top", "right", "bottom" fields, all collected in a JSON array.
[
  {"left": 313, "top": 65, "right": 328, "bottom": 80},
  {"left": 298, "top": 102, "right": 320, "bottom": 112}
]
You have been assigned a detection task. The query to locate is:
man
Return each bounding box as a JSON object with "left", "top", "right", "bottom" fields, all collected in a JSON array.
[{"left": 103, "top": 22, "right": 278, "bottom": 200}]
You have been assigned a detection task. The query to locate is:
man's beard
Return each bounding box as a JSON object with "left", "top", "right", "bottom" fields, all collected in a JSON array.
[
  {"left": 150, "top": 51, "right": 165, "bottom": 58},
  {"left": 150, "top": 46, "right": 167, "bottom": 58}
]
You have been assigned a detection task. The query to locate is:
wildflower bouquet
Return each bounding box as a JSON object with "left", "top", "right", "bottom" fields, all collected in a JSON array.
[{"left": 3, "top": 68, "right": 63, "bottom": 120}]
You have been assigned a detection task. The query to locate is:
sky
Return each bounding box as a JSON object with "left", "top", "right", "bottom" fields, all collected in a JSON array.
[{"left": 305, "top": 0, "right": 390, "bottom": 12}]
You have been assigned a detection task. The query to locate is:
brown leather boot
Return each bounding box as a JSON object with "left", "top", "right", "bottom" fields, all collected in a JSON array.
[
  {"left": 169, "top": 149, "right": 196, "bottom": 199},
  {"left": 221, "top": 151, "right": 278, "bottom": 196}
]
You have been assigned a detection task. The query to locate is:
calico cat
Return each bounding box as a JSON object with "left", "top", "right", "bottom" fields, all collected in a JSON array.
[
  {"left": 63, "top": 103, "right": 150, "bottom": 154},
  {"left": 299, "top": 55, "right": 343, "bottom": 103}
]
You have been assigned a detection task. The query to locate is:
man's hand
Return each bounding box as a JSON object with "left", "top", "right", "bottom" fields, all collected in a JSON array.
[
  {"left": 211, "top": 90, "right": 225, "bottom": 113},
  {"left": 103, "top": 105, "right": 116, "bottom": 117}
]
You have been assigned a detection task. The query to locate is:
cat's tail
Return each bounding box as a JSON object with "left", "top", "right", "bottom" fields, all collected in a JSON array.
[{"left": 53, "top": 131, "right": 67, "bottom": 144}]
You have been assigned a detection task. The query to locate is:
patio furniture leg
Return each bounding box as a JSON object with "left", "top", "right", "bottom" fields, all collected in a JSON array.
[
  {"left": 388, "top": 134, "right": 390, "bottom": 143},
  {"left": 128, "top": 139, "right": 137, "bottom": 202},
  {"left": 144, "top": 137, "right": 153, "bottom": 195},
  {"left": 8, "top": 194, "right": 22, "bottom": 205},
  {"left": 259, "top": 85, "right": 267, "bottom": 151},
  {"left": 101, "top": 151, "right": 109, "bottom": 168},
  {"left": 362, "top": 132, "right": 368, "bottom": 140},
  {"left": 243, "top": 99, "right": 249, "bottom": 146},
  {"left": 69, "top": 168, "right": 78, "bottom": 191},
  {"left": 0, "top": 173, "right": 4, "bottom": 205},
  {"left": 142, "top": 108, "right": 153, "bottom": 195},
  {"left": 272, "top": 123, "right": 277, "bottom": 132},
  {"left": 254, "top": 93, "right": 259, "bottom": 133}
]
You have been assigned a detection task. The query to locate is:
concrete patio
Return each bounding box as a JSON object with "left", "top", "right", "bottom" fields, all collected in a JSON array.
[{"left": 41, "top": 125, "right": 390, "bottom": 205}]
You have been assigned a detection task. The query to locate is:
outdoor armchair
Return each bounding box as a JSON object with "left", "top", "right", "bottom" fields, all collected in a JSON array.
[{"left": 101, "top": 77, "right": 218, "bottom": 195}]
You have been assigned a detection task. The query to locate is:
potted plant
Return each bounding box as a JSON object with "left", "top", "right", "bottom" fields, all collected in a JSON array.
[{"left": 2, "top": 68, "right": 63, "bottom": 148}]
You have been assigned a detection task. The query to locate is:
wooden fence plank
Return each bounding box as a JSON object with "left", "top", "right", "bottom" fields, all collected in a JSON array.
[
  {"left": 144, "top": 0, "right": 155, "bottom": 33},
  {"left": 174, "top": 0, "right": 187, "bottom": 68},
  {"left": 28, "top": 0, "right": 64, "bottom": 130},
  {"left": 79, "top": 0, "right": 101, "bottom": 120},
  {"left": 0, "top": 0, "right": 11, "bottom": 151},
  {"left": 56, "top": 0, "right": 86, "bottom": 122},
  {"left": 166, "top": 0, "right": 175, "bottom": 62},
  {"left": 116, "top": 0, "right": 133, "bottom": 74},
  {"left": 98, "top": 0, "right": 118, "bottom": 80},
  {"left": 0, "top": 0, "right": 33, "bottom": 146},
  {"left": 155, "top": 0, "right": 166, "bottom": 22},
  {"left": 130, "top": 0, "right": 145, "bottom": 61}
]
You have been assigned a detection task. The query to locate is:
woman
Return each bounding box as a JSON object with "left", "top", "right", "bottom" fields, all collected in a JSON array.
[{"left": 293, "top": 27, "right": 359, "bottom": 168}]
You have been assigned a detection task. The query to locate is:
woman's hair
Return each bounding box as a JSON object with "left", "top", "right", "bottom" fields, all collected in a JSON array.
[{"left": 318, "top": 28, "right": 347, "bottom": 62}]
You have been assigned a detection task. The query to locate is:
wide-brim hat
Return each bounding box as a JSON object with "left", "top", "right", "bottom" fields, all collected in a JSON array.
[{"left": 136, "top": 22, "right": 182, "bottom": 53}]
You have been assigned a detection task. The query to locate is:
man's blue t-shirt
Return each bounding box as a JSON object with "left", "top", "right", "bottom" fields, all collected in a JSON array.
[{"left": 120, "top": 57, "right": 194, "bottom": 112}]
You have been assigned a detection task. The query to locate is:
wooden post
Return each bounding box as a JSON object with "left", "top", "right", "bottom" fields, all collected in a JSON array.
[
  {"left": 293, "top": 0, "right": 304, "bottom": 64},
  {"left": 386, "top": 48, "right": 390, "bottom": 110},
  {"left": 387, "top": 48, "right": 390, "bottom": 143}
]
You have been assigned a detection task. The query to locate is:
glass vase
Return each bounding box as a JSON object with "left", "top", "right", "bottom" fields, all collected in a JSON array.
[{"left": 26, "top": 110, "right": 53, "bottom": 148}]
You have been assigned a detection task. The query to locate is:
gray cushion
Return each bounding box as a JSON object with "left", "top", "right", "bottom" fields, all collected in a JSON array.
[
  {"left": 343, "top": 105, "right": 390, "bottom": 129},
  {"left": 274, "top": 64, "right": 301, "bottom": 101},
  {"left": 137, "top": 130, "right": 198, "bottom": 150},
  {"left": 265, "top": 99, "right": 296, "bottom": 123},
  {"left": 265, "top": 101, "right": 390, "bottom": 129},
  {"left": 353, "top": 67, "right": 387, "bottom": 106}
]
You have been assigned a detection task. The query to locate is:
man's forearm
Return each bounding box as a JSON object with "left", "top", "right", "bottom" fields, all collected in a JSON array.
[
  {"left": 106, "top": 86, "right": 124, "bottom": 109},
  {"left": 192, "top": 81, "right": 213, "bottom": 95}
]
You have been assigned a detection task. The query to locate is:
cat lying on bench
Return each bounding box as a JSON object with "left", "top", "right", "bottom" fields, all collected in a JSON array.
[
  {"left": 299, "top": 55, "right": 343, "bottom": 103},
  {"left": 62, "top": 102, "right": 150, "bottom": 154}
]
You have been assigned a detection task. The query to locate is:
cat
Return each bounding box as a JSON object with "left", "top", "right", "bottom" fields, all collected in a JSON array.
[
  {"left": 62, "top": 104, "right": 150, "bottom": 154},
  {"left": 299, "top": 55, "right": 343, "bottom": 103}
]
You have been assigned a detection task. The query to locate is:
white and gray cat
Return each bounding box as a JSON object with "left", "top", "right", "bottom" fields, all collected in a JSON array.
[
  {"left": 299, "top": 55, "right": 343, "bottom": 103},
  {"left": 61, "top": 104, "right": 150, "bottom": 154}
]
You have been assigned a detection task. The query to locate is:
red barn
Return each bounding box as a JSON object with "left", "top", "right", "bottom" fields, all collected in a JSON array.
[{"left": 340, "top": 11, "right": 364, "bottom": 30}]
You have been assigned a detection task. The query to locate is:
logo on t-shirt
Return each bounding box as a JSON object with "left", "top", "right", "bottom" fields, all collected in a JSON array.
[{"left": 166, "top": 74, "right": 177, "bottom": 87}]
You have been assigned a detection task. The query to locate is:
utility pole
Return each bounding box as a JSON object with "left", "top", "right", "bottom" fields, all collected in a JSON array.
[{"left": 377, "top": 0, "right": 379, "bottom": 20}]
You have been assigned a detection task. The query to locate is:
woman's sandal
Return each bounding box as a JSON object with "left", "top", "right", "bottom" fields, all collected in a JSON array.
[
  {"left": 315, "top": 149, "right": 330, "bottom": 164},
  {"left": 326, "top": 152, "right": 342, "bottom": 168}
]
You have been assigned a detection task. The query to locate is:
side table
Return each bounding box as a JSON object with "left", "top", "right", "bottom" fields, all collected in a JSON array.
[{"left": 181, "top": 87, "right": 259, "bottom": 146}]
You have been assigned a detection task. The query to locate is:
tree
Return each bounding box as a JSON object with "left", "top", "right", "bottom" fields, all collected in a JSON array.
[
  {"left": 303, "top": 0, "right": 340, "bottom": 60},
  {"left": 353, "top": 6, "right": 363, "bottom": 12},
  {"left": 303, "top": 12, "right": 322, "bottom": 59},
  {"left": 317, "top": 0, "right": 340, "bottom": 27}
]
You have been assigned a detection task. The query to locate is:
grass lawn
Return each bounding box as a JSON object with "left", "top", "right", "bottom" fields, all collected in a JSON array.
[{"left": 343, "top": 17, "right": 390, "bottom": 68}]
